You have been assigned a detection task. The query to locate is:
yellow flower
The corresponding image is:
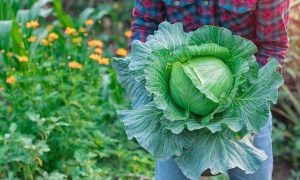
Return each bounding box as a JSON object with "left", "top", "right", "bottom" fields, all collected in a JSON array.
[
  {"left": 79, "top": 27, "right": 86, "bottom": 33},
  {"left": 85, "top": 19, "right": 94, "bottom": 26},
  {"left": 46, "top": 25, "right": 54, "bottom": 31},
  {"left": 27, "top": 36, "right": 37, "bottom": 43},
  {"left": 64, "top": 27, "right": 77, "bottom": 35},
  {"left": 68, "top": 61, "right": 83, "bottom": 69},
  {"left": 6, "top": 75, "right": 16, "bottom": 84},
  {"left": 1, "top": 49, "right": 4, "bottom": 53},
  {"left": 26, "top": 21, "right": 39, "bottom": 29},
  {"left": 89, "top": 53, "right": 102, "bottom": 61},
  {"left": 48, "top": 32, "right": 59, "bottom": 42},
  {"left": 84, "top": 33, "right": 88, "bottom": 37},
  {"left": 98, "top": 57, "right": 109, "bottom": 65},
  {"left": 6, "top": 52, "right": 14, "bottom": 57},
  {"left": 94, "top": 48, "right": 103, "bottom": 55},
  {"left": 41, "top": 39, "right": 50, "bottom": 46},
  {"left": 18, "top": 56, "right": 29, "bottom": 62},
  {"left": 72, "top": 37, "right": 82, "bottom": 43},
  {"left": 88, "top": 40, "right": 103, "bottom": 48},
  {"left": 125, "top": 30, "right": 132, "bottom": 38},
  {"left": 116, "top": 48, "right": 128, "bottom": 56},
  {"left": 12, "top": 68, "right": 16, "bottom": 71}
]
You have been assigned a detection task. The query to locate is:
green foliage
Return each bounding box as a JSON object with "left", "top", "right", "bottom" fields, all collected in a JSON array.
[{"left": 0, "top": 0, "right": 154, "bottom": 179}]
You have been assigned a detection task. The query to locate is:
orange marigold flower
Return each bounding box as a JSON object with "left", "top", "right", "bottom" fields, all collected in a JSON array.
[
  {"left": 124, "top": 30, "right": 132, "bottom": 38},
  {"left": 48, "top": 32, "right": 59, "bottom": 42},
  {"left": 0, "top": 87, "right": 4, "bottom": 91},
  {"left": 88, "top": 40, "right": 103, "bottom": 48},
  {"left": 64, "top": 27, "right": 77, "bottom": 35},
  {"left": 94, "top": 48, "right": 103, "bottom": 55},
  {"left": 6, "top": 75, "right": 16, "bottom": 84},
  {"left": 72, "top": 37, "right": 82, "bottom": 43},
  {"left": 26, "top": 21, "right": 39, "bottom": 29},
  {"left": 79, "top": 27, "right": 86, "bottom": 33},
  {"left": 98, "top": 57, "right": 109, "bottom": 65},
  {"left": 89, "top": 53, "right": 102, "bottom": 61},
  {"left": 46, "top": 25, "right": 54, "bottom": 31},
  {"left": 6, "top": 52, "right": 14, "bottom": 57},
  {"left": 68, "top": 61, "right": 83, "bottom": 69},
  {"left": 41, "top": 39, "right": 50, "bottom": 46},
  {"left": 27, "top": 36, "right": 37, "bottom": 43},
  {"left": 18, "top": 56, "right": 29, "bottom": 62},
  {"left": 116, "top": 48, "right": 128, "bottom": 56},
  {"left": 73, "top": 32, "right": 79, "bottom": 36},
  {"left": 85, "top": 19, "right": 94, "bottom": 26}
]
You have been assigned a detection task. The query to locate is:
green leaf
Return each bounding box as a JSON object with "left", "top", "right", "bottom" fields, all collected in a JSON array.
[
  {"left": 129, "top": 21, "right": 191, "bottom": 82},
  {"left": 145, "top": 49, "right": 189, "bottom": 120},
  {"left": 53, "top": 0, "right": 73, "bottom": 28},
  {"left": 174, "top": 130, "right": 267, "bottom": 180},
  {"left": 118, "top": 102, "right": 196, "bottom": 160},
  {"left": 112, "top": 56, "right": 151, "bottom": 108},
  {"left": 238, "top": 59, "right": 283, "bottom": 104},
  {"left": 189, "top": 25, "right": 257, "bottom": 61},
  {"left": 6, "top": 0, "right": 22, "bottom": 54},
  {"left": 77, "top": 7, "right": 95, "bottom": 27},
  {"left": 30, "top": 0, "right": 52, "bottom": 19},
  {"left": 169, "top": 43, "right": 230, "bottom": 64},
  {"left": 16, "top": 9, "right": 30, "bottom": 33},
  {"left": 0, "top": 20, "right": 12, "bottom": 50},
  {"left": 231, "top": 59, "right": 284, "bottom": 133}
]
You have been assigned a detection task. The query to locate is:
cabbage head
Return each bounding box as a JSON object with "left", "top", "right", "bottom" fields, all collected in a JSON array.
[{"left": 112, "top": 22, "right": 283, "bottom": 180}]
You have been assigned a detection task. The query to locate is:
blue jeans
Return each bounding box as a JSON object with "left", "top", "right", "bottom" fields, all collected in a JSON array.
[{"left": 155, "top": 118, "right": 273, "bottom": 180}]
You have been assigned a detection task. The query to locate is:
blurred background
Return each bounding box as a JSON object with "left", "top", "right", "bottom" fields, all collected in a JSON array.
[{"left": 0, "top": 0, "right": 299, "bottom": 179}]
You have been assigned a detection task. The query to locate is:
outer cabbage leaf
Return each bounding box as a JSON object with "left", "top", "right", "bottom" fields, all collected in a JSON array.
[
  {"left": 112, "top": 56, "right": 151, "bottom": 108},
  {"left": 169, "top": 43, "right": 230, "bottom": 64},
  {"left": 118, "top": 102, "right": 196, "bottom": 160},
  {"left": 174, "top": 130, "right": 267, "bottom": 180},
  {"left": 145, "top": 49, "right": 189, "bottom": 120},
  {"left": 129, "top": 21, "right": 191, "bottom": 82},
  {"left": 189, "top": 25, "right": 257, "bottom": 62}
]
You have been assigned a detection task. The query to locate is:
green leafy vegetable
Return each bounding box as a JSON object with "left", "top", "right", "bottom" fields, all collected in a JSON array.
[{"left": 112, "top": 21, "right": 284, "bottom": 180}]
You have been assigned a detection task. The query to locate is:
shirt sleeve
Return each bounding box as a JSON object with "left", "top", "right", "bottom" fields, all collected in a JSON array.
[
  {"left": 129, "top": 0, "right": 166, "bottom": 49},
  {"left": 254, "top": 0, "right": 291, "bottom": 67}
]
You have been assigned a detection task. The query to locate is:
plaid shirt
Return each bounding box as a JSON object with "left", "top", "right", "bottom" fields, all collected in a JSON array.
[{"left": 130, "top": 0, "right": 290, "bottom": 66}]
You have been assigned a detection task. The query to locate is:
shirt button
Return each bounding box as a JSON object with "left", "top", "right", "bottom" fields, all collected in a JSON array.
[
  {"left": 174, "top": 1, "right": 180, "bottom": 6},
  {"left": 204, "top": 1, "right": 209, "bottom": 6}
]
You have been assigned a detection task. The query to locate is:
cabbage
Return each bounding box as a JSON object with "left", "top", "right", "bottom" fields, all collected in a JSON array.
[{"left": 112, "top": 22, "right": 283, "bottom": 180}]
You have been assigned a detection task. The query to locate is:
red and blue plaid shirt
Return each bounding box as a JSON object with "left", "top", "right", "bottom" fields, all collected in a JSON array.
[{"left": 130, "top": 0, "right": 290, "bottom": 66}]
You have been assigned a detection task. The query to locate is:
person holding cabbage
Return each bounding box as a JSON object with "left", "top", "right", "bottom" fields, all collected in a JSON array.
[{"left": 128, "top": 0, "right": 290, "bottom": 180}]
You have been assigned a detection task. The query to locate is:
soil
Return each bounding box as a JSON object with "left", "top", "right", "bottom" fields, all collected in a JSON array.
[{"left": 200, "top": 159, "right": 292, "bottom": 180}]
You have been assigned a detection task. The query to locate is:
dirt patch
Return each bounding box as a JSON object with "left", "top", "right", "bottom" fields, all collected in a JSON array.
[
  {"left": 199, "top": 159, "right": 291, "bottom": 180},
  {"left": 272, "top": 159, "right": 292, "bottom": 180}
]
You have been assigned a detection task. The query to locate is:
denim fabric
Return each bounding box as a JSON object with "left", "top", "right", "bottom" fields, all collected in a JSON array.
[{"left": 155, "top": 116, "right": 273, "bottom": 180}]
